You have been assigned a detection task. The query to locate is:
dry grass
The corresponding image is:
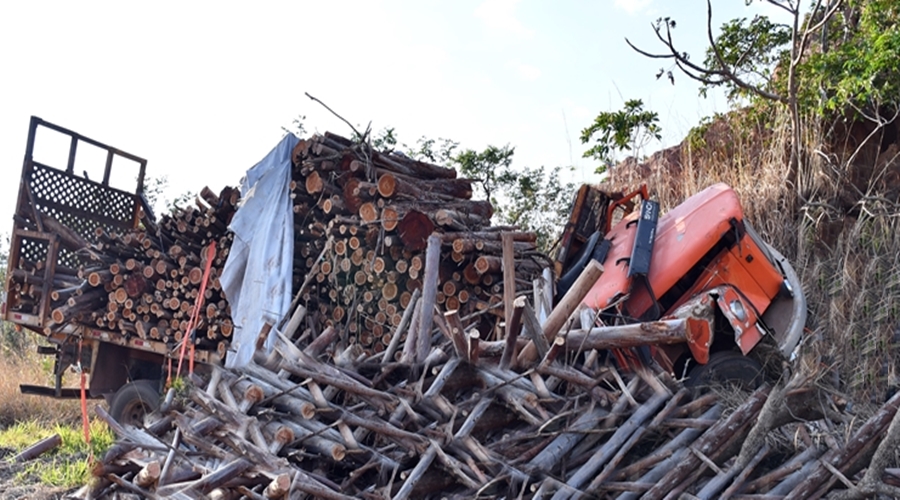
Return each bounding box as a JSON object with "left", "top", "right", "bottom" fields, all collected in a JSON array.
[
  {"left": 0, "top": 346, "right": 82, "bottom": 429},
  {"left": 610, "top": 103, "right": 900, "bottom": 403}
]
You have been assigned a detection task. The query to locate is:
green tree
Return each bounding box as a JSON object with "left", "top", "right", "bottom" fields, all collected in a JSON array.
[
  {"left": 580, "top": 99, "right": 661, "bottom": 175},
  {"left": 498, "top": 165, "right": 575, "bottom": 252},
  {"left": 143, "top": 174, "right": 167, "bottom": 213},
  {"left": 367, "top": 129, "right": 576, "bottom": 253},
  {"left": 453, "top": 145, "right": 516, "bottom": 204},
  {"left": 806, "top": 0, "right": 900, "bottom": 115},
  {"left": 371, "top": 127, "right": 398, "bottom": 151},
  {"left": 142, "top": 174, "right": 198, "bottom": 216},
  {"left": 281, "top": 114, "right": 307, "bottom": 138},
  {"left": 626, "top": 0, "right": 842, "bottom": 190},
  {"left": 698, "top": 14, "right": 792, "bottom": 101},
  {"left": 452, "top": 145, "right": 574, "bottom": 252},
  {"left": 406, "top": 136, "right": 460, "bottom": 165}
]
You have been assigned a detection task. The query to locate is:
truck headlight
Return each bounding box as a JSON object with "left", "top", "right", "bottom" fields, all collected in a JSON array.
[
  {"left": 783, "top": 278, "right": 794, "bottom": 297},
  {"left": 729, "top": 300, "right": 747, "bottom": 322}
]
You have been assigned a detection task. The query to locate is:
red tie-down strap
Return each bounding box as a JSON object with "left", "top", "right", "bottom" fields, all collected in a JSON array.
[
  {"left": 175, "top": 240, "right": 217, "bottom": 379},
  {"left": 77, "top": 337, "right": 92, "bottom": 461}
]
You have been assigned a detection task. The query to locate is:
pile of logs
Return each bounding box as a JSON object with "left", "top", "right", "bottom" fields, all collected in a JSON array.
[
  {"left": 80, "top": 227, "right": 900, "bottom": 498},
  {"left": 286, "top": 132, "right": 546, "bottom": 358},
  {"left": 81, "top": 307, "right": 900, "bottom": 499},
  {"left": 8, "top": 130, "right": 546, "bottom": 364},
  {"left": 6, "top": 186, "right": 240, "bottom": 355}
]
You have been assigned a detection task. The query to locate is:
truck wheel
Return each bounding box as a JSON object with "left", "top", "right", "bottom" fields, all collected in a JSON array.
[
  {"left": 109, "top": 380, "right": 160, "bottom": 426},
  {"left": 686, "top": 351, "right": 763, "bottom": 391}
]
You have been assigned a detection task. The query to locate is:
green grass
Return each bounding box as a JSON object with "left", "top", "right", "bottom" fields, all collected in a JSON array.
[{"left": 1, "top": 419, "right": 115, "bottom": 488}]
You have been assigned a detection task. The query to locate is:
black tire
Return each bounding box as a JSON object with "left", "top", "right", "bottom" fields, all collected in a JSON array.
[
  {"left": 685, "top": 351, "right": 764, "bottom": 391},
  {"left": 109, "top": 380, "right": 160, "bottom": 426}
]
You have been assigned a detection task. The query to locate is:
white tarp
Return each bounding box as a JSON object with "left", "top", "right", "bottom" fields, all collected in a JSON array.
[{"left": 220, "top": 134, "right": 298, "bottom": 368}]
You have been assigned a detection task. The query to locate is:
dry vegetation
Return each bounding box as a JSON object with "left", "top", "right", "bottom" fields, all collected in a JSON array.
[
  {"left": 0, "top": 332, "right": 114, "bottom": 498},
  {"left": 0, "top": 336, "right": 82, "bottom": 428}
]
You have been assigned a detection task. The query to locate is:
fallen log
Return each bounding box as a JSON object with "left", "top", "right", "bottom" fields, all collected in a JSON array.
[{"left": 11, "top": 433, "right": 62, "bottom": 463}]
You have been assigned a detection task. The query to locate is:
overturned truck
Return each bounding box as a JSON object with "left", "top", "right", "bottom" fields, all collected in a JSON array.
[{"left": 554, "top": 183, "right": 806, "bottom": 386}]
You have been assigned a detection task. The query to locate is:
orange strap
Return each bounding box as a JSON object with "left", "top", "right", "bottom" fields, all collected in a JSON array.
[
  {"left": 78, "top": 337, "right": 91, "bottom": 451},
  {"left": 176, "top": 241, "right": 217, "bottom": 378}
]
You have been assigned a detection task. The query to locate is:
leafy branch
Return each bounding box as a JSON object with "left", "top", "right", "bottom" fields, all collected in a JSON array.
[{"left": 580, "top": 99, "right": 661, "bottom": 175}]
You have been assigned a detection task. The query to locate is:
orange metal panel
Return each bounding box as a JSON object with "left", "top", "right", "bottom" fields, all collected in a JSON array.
[{"left": 582, "top": 183, "right": 744, "bottom": 314}]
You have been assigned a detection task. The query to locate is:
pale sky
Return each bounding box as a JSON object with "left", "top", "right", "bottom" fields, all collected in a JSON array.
[{"left": 0, "top": 0, "right": 780, "bottom": 228}]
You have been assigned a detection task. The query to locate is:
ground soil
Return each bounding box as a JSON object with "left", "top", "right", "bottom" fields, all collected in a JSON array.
[{"left": 0, "top": 447, "right": 76, "bottom": 500}]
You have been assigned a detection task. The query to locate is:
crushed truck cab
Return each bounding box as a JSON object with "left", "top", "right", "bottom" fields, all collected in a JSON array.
[{"left": 557, "top": 183, "right": 806, "bottom": 383}]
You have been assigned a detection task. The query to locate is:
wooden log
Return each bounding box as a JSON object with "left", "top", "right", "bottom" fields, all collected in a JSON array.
[
  {"left": 562, "top": 319, "right": 689, "bottom": 350},
  {"left": 715, "top": 444, "right": 771, "bottom": 500},
  {"left": 785, "top": 390, "right": 900, "bottom": 498},
  {"left": 641, "top": 387, "right": 770, "bottom": 500},
  {"left": 397, "top": 211, "right": 435, "bottom": 252},
  {"left": 383, "top": 289, "right": 421, "bottom": 362},
  {"left": 615, "top": 405, "right": 724, "bottom": 500},
  {"left": 527, "top": 407, "right": 607, "bottom": 473},
  {"left": 434, "top": 209, "right": 489, "bottom": 230},
  {"left": 35, "top": 211, "right": 91, "bottom": 252},
  {"left": 11, "top": 433, "right": 61, "bottom": 463},
  {"left": 134, "top": 460, "right": 161, "bottom": 488},
  {"left": 377, "top": 172, "right": 473, "bottom": 200},
  {"left": 467, "top": 329, "right": 481, "bottom": 364},
  {"left": 500, "top": 296, "right": 525, "bottom": 370},
  {"left": 371, "top": 150, "right": 457, "bottom": 180},
  {"left": 554, "top": 392, "right": 669, "bottom": 498},
  {"left": 306, "top": 170, "right": 324, "bottom": 194},
  {"left": 502, "top": 232, "right": 517, "bottom": 338},
  {"left": 518, "top": 301, "right": 550, "bottom": 364},
  {"left": 304, "top": 325, "right": 339, "bottom": 358},
  {"left": 517, "top": 260, "right": 603, "bottom": 366},
  {"left": 51, "top": 287, "right": 107, "bottom": 323},
  {"left": 359, "top": 202, "right": 378, "bottom": 223},
  {"left": 741, "top": 445, "right": 820, "bottom": 494},
  {"left": 439, "top": 230, "right": 537, "bottom": 243},
  {"left": 451, "top": 238, "right": 535, "bottom": 254},
  {"left": 544, "top": 260, "right": 603, "bottom": 339},
  {"left": 263, "top": 473, "right": 291, "bottom": 499},
  {"left": 392, "top": 444, "right": 438, "bottom": 500},
  {"left": 415, "top": 234, "right": 442, "bottom": 363},
  {"left": 183, "top": 457, "right": 252, "bottom": 495},
  {"left": 274, "top": 339, "right": 398, "bottom": 412}
]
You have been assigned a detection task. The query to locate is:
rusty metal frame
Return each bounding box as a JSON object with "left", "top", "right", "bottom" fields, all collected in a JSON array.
[{"left": 4, "top": 116, "right": 148, "bottom": 326}]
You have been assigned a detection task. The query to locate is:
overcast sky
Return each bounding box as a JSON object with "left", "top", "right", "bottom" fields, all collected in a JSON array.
[{"left": 0, "top": 0, "right": 780, "bottom": 229}]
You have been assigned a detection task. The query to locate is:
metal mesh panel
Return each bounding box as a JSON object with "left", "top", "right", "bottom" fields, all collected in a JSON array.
[
  {"left": 21, "top": 163, "right": 137, "bottom": 268},
  {"left": 30, "top": 163, "right": 136, "bottom": 231},
  {"left": 18, "top": 237, "right": 49, "bottom": 268}
]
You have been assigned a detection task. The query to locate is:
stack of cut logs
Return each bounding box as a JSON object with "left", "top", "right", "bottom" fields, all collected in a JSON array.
[
  {"left": 82, "top": 303, "right": 900, "bottom": 499},
  {"left": 287, "top": 132, "right": 546, "bottom": 358},
  {"left": 8, "top": 130, "right": 546, "bottom": 363},
  {"left": 6, "top": 186, "right": 240, "bottom": 357}
]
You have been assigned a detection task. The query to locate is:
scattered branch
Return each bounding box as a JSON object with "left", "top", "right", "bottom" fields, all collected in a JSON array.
[{"left": 304, "top": 92, "right": 363, "bottom": 141}]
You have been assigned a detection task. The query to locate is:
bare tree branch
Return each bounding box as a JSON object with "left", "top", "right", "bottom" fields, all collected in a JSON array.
[
  {"left": 304, "top": 92, "right": 363, "bottom": 141},
  {"left": 628, "top": 1, "right": 791, "bottom": 104},
  {"left": 764, "top": 0, "right": 798, "bottom": 16},
  {"left": 795, "top": 0, "right": 843, "bottom": 67},
  {"left": 624, "top": 37, "right": 676, "bottom": 60}
]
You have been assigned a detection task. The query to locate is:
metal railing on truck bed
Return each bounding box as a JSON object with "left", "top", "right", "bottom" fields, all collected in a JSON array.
[
  {"left": 2, "top": 117, "right": 217, "bottom": 399},
  {"left": 5, "top": 116, "right": 147, "bottom": 328}
]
